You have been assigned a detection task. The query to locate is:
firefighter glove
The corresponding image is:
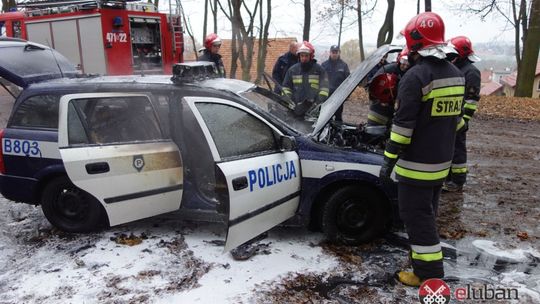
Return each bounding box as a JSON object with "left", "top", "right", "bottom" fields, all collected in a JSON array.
[{"left": 379, "top": 156, "right": 397, "bottom": 183}]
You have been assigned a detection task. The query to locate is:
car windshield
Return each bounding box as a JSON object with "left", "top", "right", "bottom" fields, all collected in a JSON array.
[{"left": 239, "top": 87, "right": 313, "bottom": 134}]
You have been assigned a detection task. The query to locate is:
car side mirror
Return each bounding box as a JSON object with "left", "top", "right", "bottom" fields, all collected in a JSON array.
[{"left": 279, "top": 135, "right": 297, "bottom": 152}]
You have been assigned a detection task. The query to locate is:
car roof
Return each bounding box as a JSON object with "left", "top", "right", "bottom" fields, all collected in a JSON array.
[
  {"left": 24, "top": 75, "right": 256, "bottom": 94},
  {"left": 0, "top": 38, "right": 78, "bottom": 88}
]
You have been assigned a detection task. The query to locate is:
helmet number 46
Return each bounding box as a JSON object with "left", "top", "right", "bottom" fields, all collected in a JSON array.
[{"left": 419, "top": 19, "right": 434, "bottom": 28}]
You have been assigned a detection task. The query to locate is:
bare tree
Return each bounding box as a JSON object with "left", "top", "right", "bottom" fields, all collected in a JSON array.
[
  {"left": 376, "top": 0, "right": 395, "bottom": 46},
  {"left": 256, "top": 0, "right": 272, "bottom": 84},
  {"left": 303, "top": 0, "right": 311, "bottom": 41},
  {"left": 317, "top": 0, "right": 377, "bottom": 61},
  {"left": 457, "top": 0, "right": 529, "bottom": 67},
  {"left": 180, "top": 3, "right": 199, "bottom": 60},
  {"left": 218, "top": 0, "right": 261, "bottom": 80},
  {"left": 457, "top": 0, "right": 537, "bottom": 96},
  {"left": 515, "top": 0, "right": 539, "bottom": 97}
]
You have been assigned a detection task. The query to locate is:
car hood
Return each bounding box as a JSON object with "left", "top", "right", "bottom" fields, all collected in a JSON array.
[
  {"left": 0, "top": 38, "right": 78, "bottom": 88},
  {"left": 310, "top": 44, "right": 401, "bottom": 136}
]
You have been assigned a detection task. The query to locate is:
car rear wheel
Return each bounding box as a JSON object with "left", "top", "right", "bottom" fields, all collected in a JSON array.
[
  {"left": 41, "top": 176, "right": 104, "bottom": 232},
  {"left": 321, "top": 185, "right": 388, "bottom": 245}
]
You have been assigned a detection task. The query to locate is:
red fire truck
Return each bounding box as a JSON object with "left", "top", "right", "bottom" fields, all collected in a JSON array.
[{"left": 0, "top": 0, "right": 184, "bottom": 75}]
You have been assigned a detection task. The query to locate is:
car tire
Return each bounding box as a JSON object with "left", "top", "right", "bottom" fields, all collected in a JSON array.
[
  {"left": 41, "top": 176, "right": 104, "bottom": 232},
  {"left": 321, "top": 185, "right": 388, "bottom": 245}
]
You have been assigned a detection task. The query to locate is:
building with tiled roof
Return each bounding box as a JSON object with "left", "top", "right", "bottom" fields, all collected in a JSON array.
[
  {"left": 480, "top": 81, "right": 503, "bottom": 96},
  {"left": 500, "top": 61, "right": 540, "bottom": 98},
  {"left": 183, "top": 37, "right": 297, "bottom": 83}
]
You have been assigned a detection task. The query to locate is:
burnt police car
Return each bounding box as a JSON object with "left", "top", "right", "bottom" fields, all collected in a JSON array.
[{"left": 0, "top": 38, "right": 399, "bottom": 251}]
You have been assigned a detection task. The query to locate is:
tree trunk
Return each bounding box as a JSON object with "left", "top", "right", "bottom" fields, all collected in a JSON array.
[
  {"left": 213, "top": 0, "right": 218, "bottom": 33},
  {"left": 376, "top": 0, "right": 395, "bottom": 47},
  {"left": 417, "top": 0, "right": 420, "bottom": 14},
  {"left": 230, "top": 28, "right": 239, "bottom": 79},
  {"left": 203, "top": 0, "right": 209, "bottom": 40},
  {"left": 515, "top": 0, "right": 540, "bottom": 97},
  {"left": 357, "top": 0, "right": 365, "bottom": 60},
  {"left": 181, "top": 6, "right": 199, "bottom": 60},
  {"left": 511, "top": 0, "right": 522, "bottom": 67},
  {"left": 338, "top": 0, "right": 345, "bottom": 46},
  {"left": 256, "top": 0, "right": 272, "bottom": 84},
  {"left": 303, "top": 0, "right": 311, "bottom": 41}
]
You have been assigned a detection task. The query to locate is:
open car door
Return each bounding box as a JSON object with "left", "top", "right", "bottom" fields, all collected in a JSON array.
[
  {"left": 184, "top": 96, "right": 301, "bottom": 251},
  {"left": 57, "top": 93, "right": 183, "bottom": 226}
]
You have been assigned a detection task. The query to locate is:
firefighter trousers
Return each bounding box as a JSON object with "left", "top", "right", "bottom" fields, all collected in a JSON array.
[
  {"left": 398, "top": 183, "right": 444, "bottom": 279},
  {"left": 450, "top": 131, "right": 467, "bottom": 185}
]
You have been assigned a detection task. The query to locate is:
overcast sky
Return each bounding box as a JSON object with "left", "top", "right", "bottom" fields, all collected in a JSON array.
[
  {"left": 176, "top": 0, "right": 515, "bottom": 47},
  {"left": 0, "top": 0, "right": 515, "bottom": 46}
]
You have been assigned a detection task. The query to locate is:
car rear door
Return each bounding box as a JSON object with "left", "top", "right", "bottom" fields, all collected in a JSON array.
[
  {"left": 184, "top": 96, "right": 301, "bottom": 251},
  {"left": 57, "top": 93, "right": 183, "bottom": 226}
]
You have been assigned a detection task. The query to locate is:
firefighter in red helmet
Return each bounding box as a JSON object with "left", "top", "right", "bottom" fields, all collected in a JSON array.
[
  {"left": 199, "top": 33, "right": 226, "bottom": 77},
  {"left": 379, "top": 12, "right": 465, "bottom": 286},
  {"left": 282, "top": 41, "right": 329, "bottom": 119},
  {"left": 369, "top": 73, "right": 398, "bottom": 107},
  {"left": 444, "top": 36, "right": 481, "bottom": 192},
  {"left": 367, "top": 46, "right": 410, "bottom": 128}
]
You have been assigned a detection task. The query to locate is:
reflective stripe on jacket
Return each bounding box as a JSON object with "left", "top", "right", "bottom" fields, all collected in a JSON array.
[
  {"left": 282, "top": 60, "right": 329, "bottom": 104},
  {"left": 455, "top": 59, "right": 481, "bottom": 121}
]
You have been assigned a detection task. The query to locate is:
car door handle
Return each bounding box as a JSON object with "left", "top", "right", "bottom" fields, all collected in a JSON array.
[
  {"left": 232, "top": 176, "right": 248, "bottom": 191},
  {"left": 85, "top": 162, "right": 110, "bottom": 175}
]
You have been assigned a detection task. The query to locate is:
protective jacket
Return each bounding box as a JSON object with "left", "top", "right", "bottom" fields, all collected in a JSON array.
[
  {"left": 282, "top": 60, "right": 329, "bottom": 105},
  {"left": 384, "top": 57, "right": 465, "bottom": 186},
  {"left": 367, "top": 62, "right": 406, "bottom": 127},
  {"left": 272, "top": 52, "right": 298, "bottom": 89},
  {"left": 199, "top": 50, "right": 226, "bottom": 78},
  {"left": 321, "top": 58, "right": 350, "bottom": 94},
  {"left": 449, "top": 58, "right": 481, "bottom": 183},
  {"left": 455, "top": 59, "right": 481, "bottom": 122}
]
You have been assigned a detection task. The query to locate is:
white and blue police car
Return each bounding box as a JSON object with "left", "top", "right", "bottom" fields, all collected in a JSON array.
[{"left": 0, "top": 37, "right": 399, "bottom": 251}]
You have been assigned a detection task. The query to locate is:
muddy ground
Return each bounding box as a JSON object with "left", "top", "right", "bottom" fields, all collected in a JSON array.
[{"left": 0, "top": 89, "right": 539, "bottom": 303}]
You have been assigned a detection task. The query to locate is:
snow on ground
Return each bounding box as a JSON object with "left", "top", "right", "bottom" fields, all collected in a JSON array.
[
  {"left": 0, "top": 200, "right": 340, "bottom": 303},
  {"left": 1, "top": 199, "right": 540, "bottom": 303}
]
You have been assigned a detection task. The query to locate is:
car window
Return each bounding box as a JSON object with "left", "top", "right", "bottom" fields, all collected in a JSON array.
[
  {"left": 195, "top": 102, "right": 278, "bottom": 159},
  {"left": 68, "top": 96, "right": 163, "bottom": 145},
  {"left": 10, "top": 94, "right": 59, "bottom": 129}
]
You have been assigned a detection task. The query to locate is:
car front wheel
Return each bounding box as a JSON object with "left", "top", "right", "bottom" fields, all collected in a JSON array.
[
  {"left": 41, "top": 176, "right": 104, "bottom": 232},
  {"left": 321, "top": 185, "right": 388, "bottom": 245}
]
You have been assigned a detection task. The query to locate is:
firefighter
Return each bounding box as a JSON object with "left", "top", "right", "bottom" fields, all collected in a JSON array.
[
  {"left": 444, "top": 36, "right": 481, "bottom": 192},
  {"left": 367, "top": 72, "right": 399, "bottom": 129},
  {"left": 271, "top": 41, "right": 299, "bottom": 94},
  {"left": 282, "top": 41, "right": 329, "bottom": 118},
  {"left": 199, "top": 33, "right": 226, "bottom": 77},
  {"left": 322, "top": 45, "right": 350, "bottom": 122},
  {"left": 367, "top": 47, "right": 410, "bottom": 128},
  {"left": 379, "top": 12, "right": 465, "bottom": 286}
]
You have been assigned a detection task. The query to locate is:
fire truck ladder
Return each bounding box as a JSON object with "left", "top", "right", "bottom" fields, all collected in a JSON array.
[
  {"left": 16, "top": 0, "right": 139, "bottom": 15},
  {"left": 168, "top": 0, "right": 183, "bottom": 57}
]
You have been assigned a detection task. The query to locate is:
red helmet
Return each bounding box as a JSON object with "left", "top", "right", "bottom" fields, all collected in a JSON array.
[
  {"left": 400, "top": 12, "right": 445, "bottom": 52},
  {"left": 369, "top": 73, "right": 398, "bottom": 105},
  {"left": 297, "top": 41, "right": 315, "bottom": 60},
  {"left": 448, "top": 36, "right": 480, "bottom": 61},
  {"left": 204, "top": 33, "right": 222, "bottom": 49},
  {"left": 397, "top": 46, "right": 409, "bottom": 64}
]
